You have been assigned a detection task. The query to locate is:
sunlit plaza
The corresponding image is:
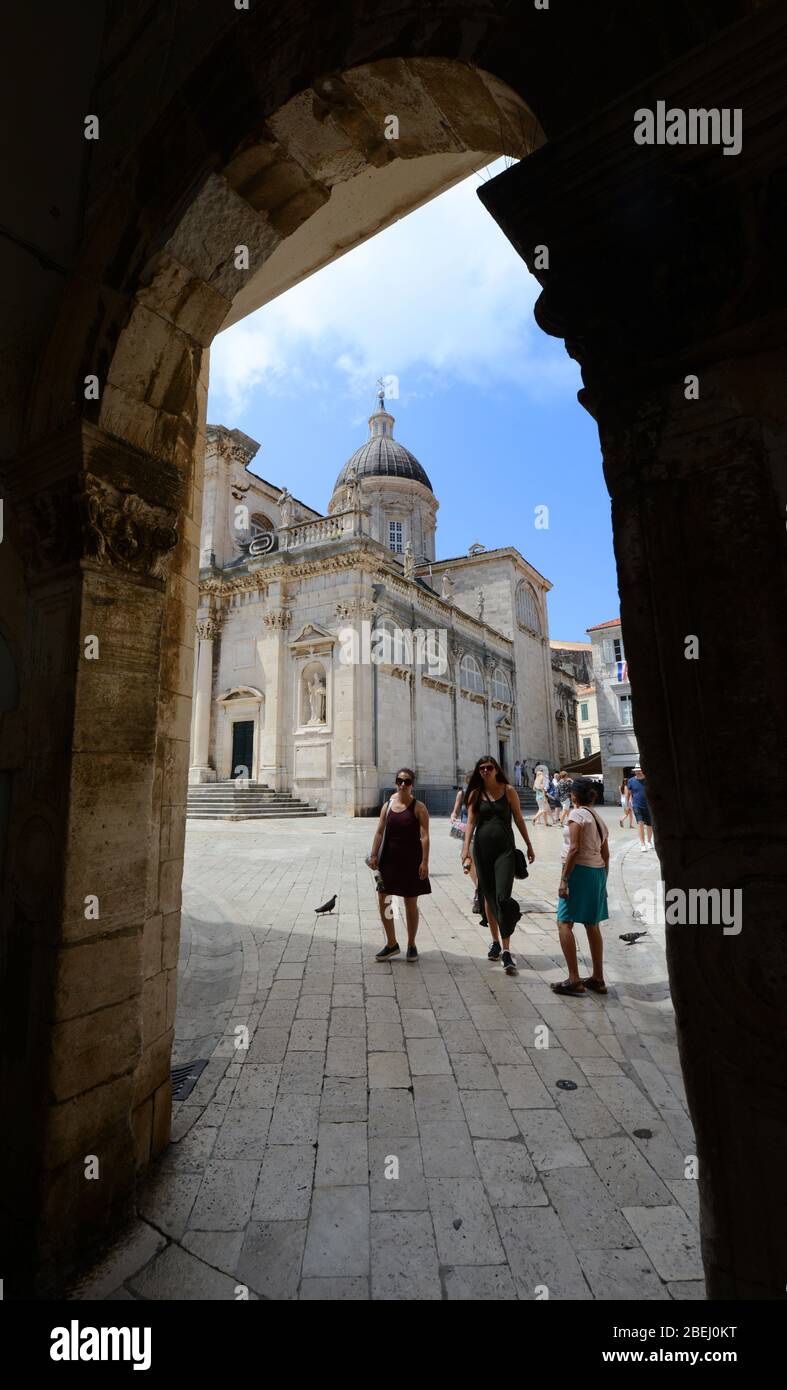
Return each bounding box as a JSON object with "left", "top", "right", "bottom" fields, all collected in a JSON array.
[{"left": 74, "top": 810, "right": 701, "bottom": 1301}]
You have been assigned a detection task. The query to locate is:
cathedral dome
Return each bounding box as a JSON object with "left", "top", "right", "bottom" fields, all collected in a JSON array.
[{"left": 333, "top": 388, "right": 433, "bottom": 492}]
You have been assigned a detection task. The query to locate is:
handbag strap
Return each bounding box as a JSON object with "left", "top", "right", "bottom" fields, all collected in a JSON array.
[{"left": 585, "top": 806, "right": 606, "bottom": 848}]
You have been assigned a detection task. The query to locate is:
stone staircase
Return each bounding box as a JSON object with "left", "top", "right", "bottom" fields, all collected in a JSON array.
[
  {"left": 187, "top": 782, "right": 324, "bottom": 821},
  {"left": 517, "top": 788, "right": 538, "bottom": 812}
]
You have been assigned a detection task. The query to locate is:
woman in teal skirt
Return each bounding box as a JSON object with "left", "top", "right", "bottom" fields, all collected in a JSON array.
[{"left": 551, "top": 778, "right": 609, "bottom": 996}]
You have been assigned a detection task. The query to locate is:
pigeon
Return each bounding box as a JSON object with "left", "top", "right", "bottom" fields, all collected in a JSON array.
[
  {"left": 315, "top": 894, "right": 337, "bottom": 915},
  {"left": 619, "top": 930, "right": 647, "bottom": 945}
]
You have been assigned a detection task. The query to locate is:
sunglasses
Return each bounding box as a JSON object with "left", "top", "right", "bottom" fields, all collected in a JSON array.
[
  {"left": 479, "top": 765, "right": 495, "bottom": 773},
  {"left": 396, "top": 777, "right": 412, "bottom": 786}
]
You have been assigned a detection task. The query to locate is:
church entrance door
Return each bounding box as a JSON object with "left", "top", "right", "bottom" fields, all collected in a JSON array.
[{"left": 231, "top": 721, "right": 254, "bottom": 779}]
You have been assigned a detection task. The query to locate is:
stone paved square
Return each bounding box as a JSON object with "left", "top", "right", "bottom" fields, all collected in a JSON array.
[{"left": 76, "top": 813, "right": 704, "bottom": 1301}]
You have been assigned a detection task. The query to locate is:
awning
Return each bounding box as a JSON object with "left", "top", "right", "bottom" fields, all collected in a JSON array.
[{"left": 562, "top": 750, "right": 603, "bottom": 775}]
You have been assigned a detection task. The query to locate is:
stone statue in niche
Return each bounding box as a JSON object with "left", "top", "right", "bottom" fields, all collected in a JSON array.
[
  {"left": 403, "top": 540, "right": 415, "bottom": 580},
  {"left": 441, "top": 571, "right": 454, "bottom": 602},
  {"left": 307, "top": 672, "right": 327, "bottom": 724},
  {"left": 477, "top": 587, "right": 485, "bottom": 622}
]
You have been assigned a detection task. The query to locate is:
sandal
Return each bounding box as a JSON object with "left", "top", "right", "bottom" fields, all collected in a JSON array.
[
  {"left": 551, "top": 979, "right": 586, "bottom": 996},
  {"left": 582, "top": 976, "right": 608, "bottom": 994}
]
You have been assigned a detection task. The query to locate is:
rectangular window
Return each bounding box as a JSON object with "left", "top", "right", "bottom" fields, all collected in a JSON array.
[
  {"left": 618, "top": 694, "right": 633, "bottom": 726},
  {"left": 388, "top": 520, "right": 403, "bottom": 553},
  {"left": 580, "top": 702, "right": 589, "bottom": 722},
  {"left": 583, "top": 737, "right": 592, "bottom": 757}
]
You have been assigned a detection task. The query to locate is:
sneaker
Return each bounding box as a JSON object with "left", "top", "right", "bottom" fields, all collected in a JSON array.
[
  {"left": 375, "top": 942, "right": 400, "bottom": 961},
  {"left": 406, "top": 945, "right": 418, "bottom": 963},
  {"left": 502, "top": 950, "right": 518, "bottom": 976},
  {"left": 488, "top": 941, "right": 502, "bottom": 961},
  {"left": 640, "top": 843, "right": 648, "bottom": 853}
]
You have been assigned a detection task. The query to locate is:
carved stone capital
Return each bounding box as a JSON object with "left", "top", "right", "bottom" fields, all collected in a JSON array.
[
  {"left": 196, "top": 619, "right": 219, "bottom": 641},
  {"left": 264, "top": 608, "right": 292, "bottom": 630},
  {"left": 7, "top": 422, "right": 183, "bottom": 585},
  {"left": 80, "top": 473, "right": 178, "bottom": 581}
]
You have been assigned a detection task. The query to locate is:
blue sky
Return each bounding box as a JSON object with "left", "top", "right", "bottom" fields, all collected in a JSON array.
[{"left": 208, "top": 160, "right": 620, "bottom": 642}]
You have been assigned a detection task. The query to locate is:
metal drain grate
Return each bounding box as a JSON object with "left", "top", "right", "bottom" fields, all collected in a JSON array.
[{"left": 171, "top": 1058, "right": 208, "bottom": 1101}]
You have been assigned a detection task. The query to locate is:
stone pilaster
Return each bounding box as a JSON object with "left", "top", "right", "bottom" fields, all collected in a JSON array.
[
  {"left": 189, "top": 619, "right": 219, "bottom": 782},
  {"left": 1, "top": 417, "right": 196, "bottom": 1290},
  {"left": 480, "top": 3, "right": 787, "bottom": 1298},
  {"left": 258, "top": 597, "right": 291, "bottom": 789}
]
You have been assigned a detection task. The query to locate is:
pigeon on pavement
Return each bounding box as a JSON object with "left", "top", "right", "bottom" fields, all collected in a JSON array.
[{"left": 315, "top": 894, "right": 337, "bottom": 915}]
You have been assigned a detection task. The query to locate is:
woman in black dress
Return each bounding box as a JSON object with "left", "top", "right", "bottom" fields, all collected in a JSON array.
[
  {"left": 461, "top": 755, "right": 535, "bottom": 976},
  {"left": 369, "top": 767, "right": 431, "bottom": 963}
]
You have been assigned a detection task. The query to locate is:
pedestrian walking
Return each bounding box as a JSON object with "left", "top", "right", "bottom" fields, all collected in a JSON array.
[
  {"left": 368, "top": 768, "right": 431, "bottom": 963},
  {"left": 619, "top": 775, "right": 635, "bottom": 829},
  {"left": 547, "top": 774, "right": 561, "bottom": 825},
  {"left": 627, "top": 766, "right": 653, "bottom": 850},
  {"left": 514, "top": 759, "right": 522, "bottom": 788},
  {"left": 551, "top": 777, "right": 609, "bottom": 996},
  {"left": 461, "top": 755, "right": 535, "bottom": 975},
  {"left": 450, "top": 782, "right": 487, "bottom": 924},
  {"left": 556, "top": 769, "right": 574, "bottom": 826},
  {"left": 532, "top": 766, "right": 552, "bottom": 827}
]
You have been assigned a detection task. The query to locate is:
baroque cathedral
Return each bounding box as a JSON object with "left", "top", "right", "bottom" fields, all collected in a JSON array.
[{"left": 189, "top": 390, "right": 560, "bottom": 814}]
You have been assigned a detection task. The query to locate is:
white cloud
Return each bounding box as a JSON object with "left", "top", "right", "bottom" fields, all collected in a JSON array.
[{"left": 209, "top": 162, "right": 576, "bottom": 414}]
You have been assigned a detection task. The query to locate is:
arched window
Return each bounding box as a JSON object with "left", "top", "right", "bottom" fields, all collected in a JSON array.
[
  {"left": 460, "top": 653, "right": 484, "bottom": 694},
  {"left": 251, "top": 512, "right": 275, "bottom": 539},
  {"left": 515, "top": 581, "right": 541, "bottom": 634},
  {"left": 492, "top": 667, "right": 512, "bottom": 703}
]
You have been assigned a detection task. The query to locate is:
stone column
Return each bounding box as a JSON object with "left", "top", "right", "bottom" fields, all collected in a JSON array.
[
  {"left": 484, "top": 655, "right": 496, "bottom": 755},
  {"left": 449, "top": 640, "right": 461, "bottom": 781},
  {"left": 189, "top": 619, "right": 218, "bottom": 782},
  {"left": 479, "top": 3, "right": 787, "bottom": 1297}
]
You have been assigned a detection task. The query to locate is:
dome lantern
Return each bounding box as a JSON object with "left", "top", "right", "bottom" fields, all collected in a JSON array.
[{"left": 332, "top": 385, "right": 433, "bottom": 493}]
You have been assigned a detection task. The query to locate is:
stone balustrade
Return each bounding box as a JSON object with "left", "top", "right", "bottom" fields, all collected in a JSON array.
[{"left": 280, "top": 510, "right": 360, "bottom": 550}]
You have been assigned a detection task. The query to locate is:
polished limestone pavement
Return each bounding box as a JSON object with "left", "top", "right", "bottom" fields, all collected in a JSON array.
[{"left": 73, "top": 810, "right": 703, "bottom": 1300}]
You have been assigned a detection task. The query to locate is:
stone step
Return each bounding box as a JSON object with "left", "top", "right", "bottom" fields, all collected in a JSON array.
[
  {"left": 188, "top": 809, "right": 324, "bottom": 820},
  {"left": 187, "top": 781, "right": 323, "bottom": 821},
  {"left": 186, "top": 794, "right": 301, "bottom": 803}
]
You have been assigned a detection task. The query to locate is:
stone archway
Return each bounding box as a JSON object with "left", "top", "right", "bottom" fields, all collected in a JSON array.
[{"left": 2, "top": 0, "right": 786, "bottom": 1300}]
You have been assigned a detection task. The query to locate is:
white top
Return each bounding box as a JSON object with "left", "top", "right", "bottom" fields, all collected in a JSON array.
[{"left": 561, "top": 807, "right": 608, "bottom": 868}]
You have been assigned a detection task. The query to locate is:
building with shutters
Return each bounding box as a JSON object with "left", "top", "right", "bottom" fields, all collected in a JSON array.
[{"left": 586, "top": 617, "right": 639, "bottom": 795}]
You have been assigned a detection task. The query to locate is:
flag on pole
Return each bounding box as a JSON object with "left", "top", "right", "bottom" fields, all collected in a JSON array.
[{"left": 616, "top": 660, "right": 629, "bottom": 682}]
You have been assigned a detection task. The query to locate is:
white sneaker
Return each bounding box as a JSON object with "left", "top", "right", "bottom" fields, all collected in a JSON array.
[{"left": 640, "top": 844, "right": 648, "bottom": 853}]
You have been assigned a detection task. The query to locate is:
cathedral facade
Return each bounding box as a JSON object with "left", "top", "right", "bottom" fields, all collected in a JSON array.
[{"left": 189, "top": 393, "right": 559, "bottom": 814}]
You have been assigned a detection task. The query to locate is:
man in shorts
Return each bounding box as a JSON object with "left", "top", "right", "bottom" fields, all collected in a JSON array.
[
  {"left": 627, "top": 766, "right": 653, "bottom": 851},
  {"left": 556, "top": 770, "right": 574, "bottom": 825}
]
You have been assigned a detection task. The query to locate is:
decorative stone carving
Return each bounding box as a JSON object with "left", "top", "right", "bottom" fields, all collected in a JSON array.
[
  {"left": 477, "top": 588, "right": 485, "bottom": 622},
  {"left": 264, "top": 609, "right": 292, "bottom": 630},
  {"left": 81, "top": 474, "right": 178, "bottom": 580},
  {"left": 16, "top": 486, "right": 77, "bottom": 573},
  {"left": 196, "top": 619, "right": 219, "bottom": 641},
  {"left": 402, "top": 541, "right": 415, "bottom": 580},
  {"left": 441, "top": 572, "right": 454, "bottom": 602}
]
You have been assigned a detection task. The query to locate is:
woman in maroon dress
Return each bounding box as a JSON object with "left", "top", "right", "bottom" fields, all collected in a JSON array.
[{"left": 368, "top": 768, "right": 431, "bottom": 963}]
